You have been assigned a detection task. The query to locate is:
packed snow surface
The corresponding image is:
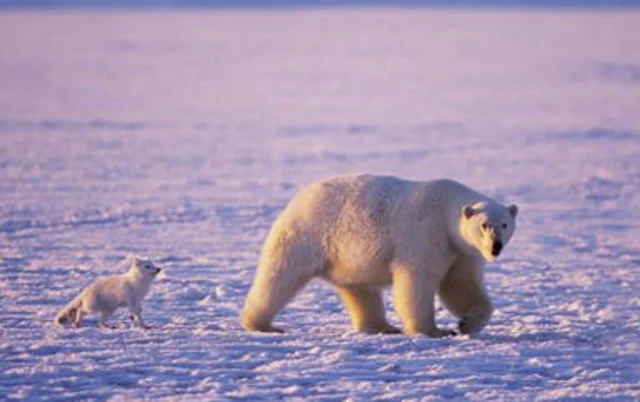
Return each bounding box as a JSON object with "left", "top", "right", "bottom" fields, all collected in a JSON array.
[{"left": 1, "top": 8, "right": 639, "bottom": 401}]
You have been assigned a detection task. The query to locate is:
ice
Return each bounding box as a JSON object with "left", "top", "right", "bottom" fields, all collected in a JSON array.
[{"left": 1, "top": 7, "right": 639, "bottom": 401}]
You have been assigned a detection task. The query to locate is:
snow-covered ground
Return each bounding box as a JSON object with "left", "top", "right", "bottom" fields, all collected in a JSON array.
[{"left": 1, "top": 8, "right": 639, "bottom": 401}]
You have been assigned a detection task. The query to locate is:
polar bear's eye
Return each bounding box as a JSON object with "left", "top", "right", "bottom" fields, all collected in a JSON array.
[
  {"left": 502, "top": 223, "right": 507, "bottom": 229},
  {"left": 481, "top": 223, "right": 489, "bottom": 230}
]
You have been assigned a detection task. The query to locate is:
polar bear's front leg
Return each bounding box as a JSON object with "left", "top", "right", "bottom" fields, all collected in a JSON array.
[
  {"left": 457, "top": 298, "right": 493, "bottom": 335},
  {"left": 335, "top": 286, "right": 401, "bottom": 334},
  {"left": 391, "top": 265, "right": 455, "bottom": 338},
  {"left": 438, "top": 256, "right": 493, "bottom": 335}
]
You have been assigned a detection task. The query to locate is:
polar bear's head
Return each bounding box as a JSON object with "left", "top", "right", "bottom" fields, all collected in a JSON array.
[{"left": 460, "top": 202, "right": 518, "bottom": 262}]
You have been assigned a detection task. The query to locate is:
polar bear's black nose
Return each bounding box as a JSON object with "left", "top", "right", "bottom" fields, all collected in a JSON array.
[{"left": 491, "top": 241, "right": 503, "bottom": 256}]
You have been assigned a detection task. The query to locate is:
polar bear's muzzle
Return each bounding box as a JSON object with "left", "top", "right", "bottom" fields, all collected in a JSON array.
[{"left": 491, "top": 241, "right": 503, "bottom": 257}]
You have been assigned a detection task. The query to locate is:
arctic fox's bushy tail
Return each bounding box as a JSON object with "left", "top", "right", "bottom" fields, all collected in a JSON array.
[{"left": 55, "top": 297, "right": 82, "bottom": 325}]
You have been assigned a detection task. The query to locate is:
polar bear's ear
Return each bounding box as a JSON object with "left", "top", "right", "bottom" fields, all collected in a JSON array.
[
  {"left": 462, "top": 205, "right": 476, "bottom": 219},
  {"left": 507, "top": 204, "right": 518, "bottom": 218}
]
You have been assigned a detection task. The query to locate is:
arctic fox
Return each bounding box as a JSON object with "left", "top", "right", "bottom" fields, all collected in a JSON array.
[{"left": 55, "top": 256, "right": 161, "bottom": 329}]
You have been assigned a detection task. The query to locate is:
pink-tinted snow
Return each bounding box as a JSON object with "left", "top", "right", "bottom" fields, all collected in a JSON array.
[{"left": 0, "top": 8, "right": 639, "bottom": 401}]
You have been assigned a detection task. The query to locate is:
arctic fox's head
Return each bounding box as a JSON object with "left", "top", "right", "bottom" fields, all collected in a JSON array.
[
  {"left": 131, "top": 256, "right": 161, "bottom": 278},
  {"left": 460, "top": 201, "right": 518, "bottom": 262}
]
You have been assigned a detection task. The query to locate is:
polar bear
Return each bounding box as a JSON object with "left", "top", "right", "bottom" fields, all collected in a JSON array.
[{"left": 242, "top": 174, "right": 518, "bottom": 337}]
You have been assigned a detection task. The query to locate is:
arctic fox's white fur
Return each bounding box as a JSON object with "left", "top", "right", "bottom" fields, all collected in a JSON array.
[{"left": 55, "top": 256, "right": 161, "bottom": 329}]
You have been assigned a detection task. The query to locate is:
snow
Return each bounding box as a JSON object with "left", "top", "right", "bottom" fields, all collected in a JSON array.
[{"left": 1, "top": 7, "right": 639, "bottom": 401}]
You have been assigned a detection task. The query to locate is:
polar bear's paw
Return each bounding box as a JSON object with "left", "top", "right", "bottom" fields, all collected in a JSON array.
[
  {"left": 458, "top": 317, "right": 471, "bottom": 334},
  {"left": 361, "top": 323, "right": 402, "bottom": 335},
  {"left": 458, "top": 316, "right": 486, "bottom": 335},
  {"left": 243, "top": 320, "right": 285, "bottom": 334},
  {"left": 437, "top": 329, "right": 459, "bottom": 338},
  {"left": 420, "top": 327, "right": 458, "bottom": 338}
]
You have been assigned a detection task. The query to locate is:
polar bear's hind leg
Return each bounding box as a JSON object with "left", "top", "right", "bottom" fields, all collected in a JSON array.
[{"left": 241, "top": 264, "right": 316, "bottom": 333}]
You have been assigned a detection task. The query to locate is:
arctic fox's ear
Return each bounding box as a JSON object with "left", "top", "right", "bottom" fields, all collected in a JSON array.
[
  {"left": 507, "top": 204, "right": 519, "bottom": 218},
  {"left": 462, "top": 205, "right": 476, "bottom": 219}
]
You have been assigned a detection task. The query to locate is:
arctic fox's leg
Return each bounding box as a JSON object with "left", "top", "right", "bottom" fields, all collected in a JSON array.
[
  {"left": 334, "top": 286, "right": 400, "bottom": 334},
  {"left": 127, "top": 299, "right": 148, "bottom": 329},
  {"left": 72, "top": 307, "right": 86, "bottom": 327},
  {"left": 391, "top": 263, "right": 455, "bottom": 338},
  {"left": 98, "top": 311, "right": 115, "bottom": 329},
  {"left": 123, "top": 283, "right": 148, "bottom": 329}
]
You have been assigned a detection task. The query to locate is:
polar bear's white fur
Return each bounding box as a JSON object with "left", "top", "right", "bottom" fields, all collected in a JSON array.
[{"left": 242, "top": 174, "right": 518, "bottom": 337}]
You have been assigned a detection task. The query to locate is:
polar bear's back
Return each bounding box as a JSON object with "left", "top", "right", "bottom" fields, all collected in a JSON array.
[
  {"left": 258, "top": 175, "right": 408, "bottom": 283},
  {"left": 288, "top": 174, "right": 480, "bottom": 219},
  {"left": 280, "top": 174, "right": 411, "bottom": 234}
]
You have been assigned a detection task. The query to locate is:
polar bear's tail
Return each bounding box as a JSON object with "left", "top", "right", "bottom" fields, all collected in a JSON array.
[{"left": 55, "top": 297, "right": 82, "bottom": 325}]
